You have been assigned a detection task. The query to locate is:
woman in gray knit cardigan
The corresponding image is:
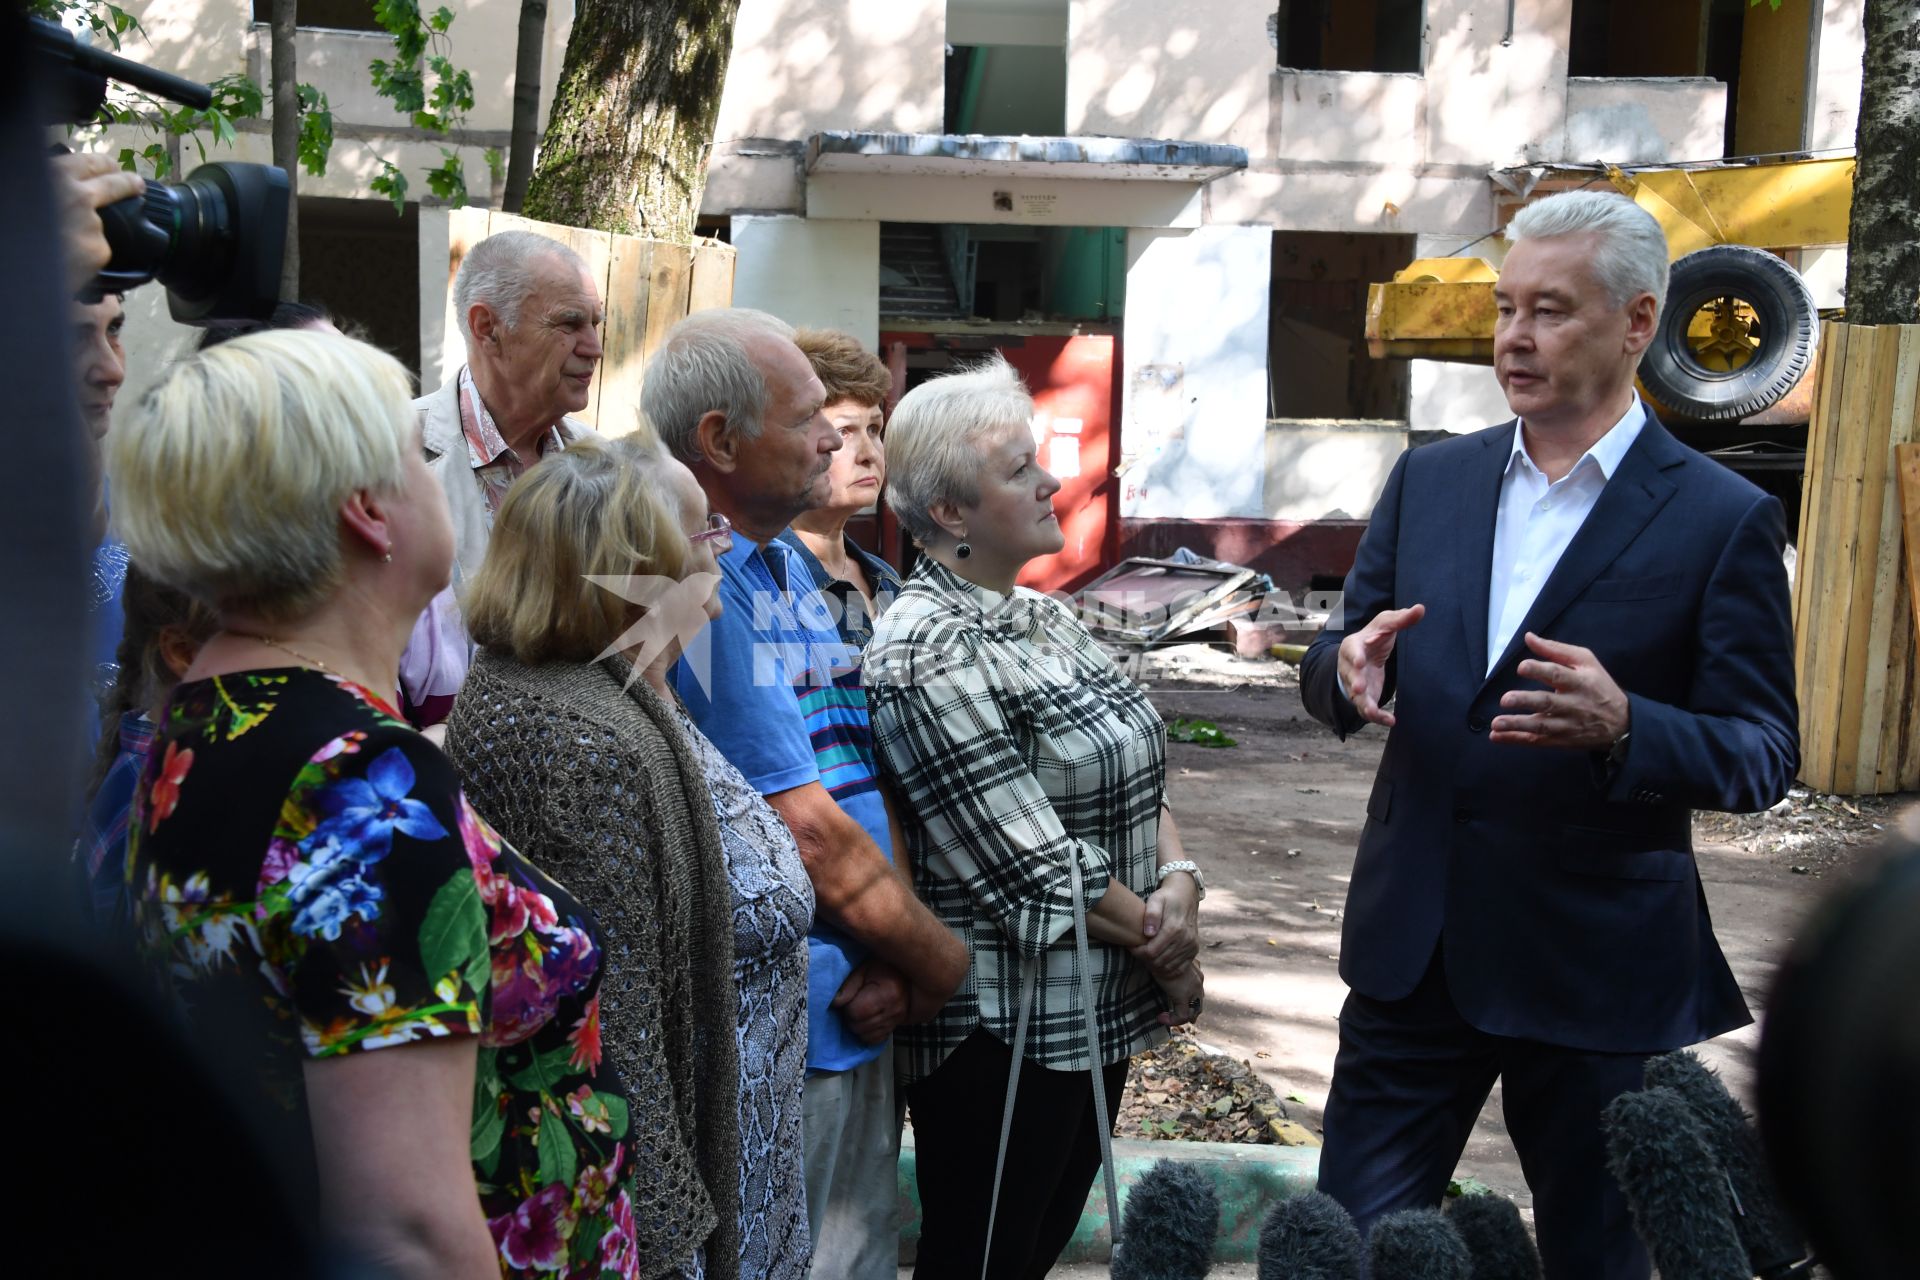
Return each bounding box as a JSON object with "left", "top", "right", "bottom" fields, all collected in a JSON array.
[{"left": 445, "top": 436, "right": 815, "bottom": 1280}]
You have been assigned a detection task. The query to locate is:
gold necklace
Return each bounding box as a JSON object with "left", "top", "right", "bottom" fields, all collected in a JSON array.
[{"left": 227, "top": 631, "right": 335, "bottom": 675}]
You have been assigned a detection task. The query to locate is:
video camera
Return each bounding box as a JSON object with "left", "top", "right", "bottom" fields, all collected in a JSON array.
[{"left": 31, "top": 17, "right": 287, "bottom": 322}]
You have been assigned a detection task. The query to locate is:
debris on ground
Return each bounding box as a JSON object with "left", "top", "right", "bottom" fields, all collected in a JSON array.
[
  {"left": 1117, "top": 644, "right": 1301, "bottom": 692},
  {"left": 1166, "top": 716, "right": 1237, "bottom": 748},
  {"left": 1693, "top": 788, "right": 1909, "bottom": 875},
  {"left": 1121, "top": 1032, "right": 1316, "bottom": 1146},
  {"left": 1075, "top": 555, "right": 1266, "bottom": 643}
]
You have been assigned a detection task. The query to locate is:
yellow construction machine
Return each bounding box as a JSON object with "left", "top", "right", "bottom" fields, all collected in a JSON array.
[{"left": 1365, "top": 155, "right": 1855, "bottom": 424}]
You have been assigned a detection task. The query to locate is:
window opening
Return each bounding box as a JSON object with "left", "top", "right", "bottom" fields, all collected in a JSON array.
[
  {"left": 1275, "top": 0, "right": 1424, "bottom": 74},
  {"left": 1269, "top": 231, "right": 1414, "bottom": 421},
  {"left": 252, "top": 0, "right": 383, "bottom": 32}
]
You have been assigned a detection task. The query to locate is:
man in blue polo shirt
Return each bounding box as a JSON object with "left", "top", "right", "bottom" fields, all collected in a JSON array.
[{"left": 647, "top": 307, "right": 969, "bottom": 1279}]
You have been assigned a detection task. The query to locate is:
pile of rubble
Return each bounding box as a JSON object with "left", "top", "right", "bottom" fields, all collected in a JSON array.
[
  {"left": 1693, "top": 787, "right": 1908, "bottom": 875},
  {"left": 1119, "top": 1032, "right": 1316, "bottom": 1147},
  {"left": 1075, "top": 550, "right": 1322, "bottom": 661}
]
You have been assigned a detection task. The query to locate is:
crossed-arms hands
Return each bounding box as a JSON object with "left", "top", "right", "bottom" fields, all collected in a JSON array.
[
  {"left": 769, "top": 781, "right": 969, "bottom": 1044},
  {"left": 832, "top": 823, "right": 1209, "bottom": 1040}
]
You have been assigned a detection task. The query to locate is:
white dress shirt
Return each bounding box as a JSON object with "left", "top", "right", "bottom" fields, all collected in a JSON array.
[{"left": 1485, "top": 398, "right": 1646, "bottom": 674}]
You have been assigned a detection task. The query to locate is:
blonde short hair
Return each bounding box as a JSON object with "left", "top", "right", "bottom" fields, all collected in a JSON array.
[
  {"left": 463, "top": 435, "right": 693, "bottom": 665},
  {"left": 883, "top": 354, "right": 1033, "bottom": 546},
  {"left": 107, "top": 328, "right": 415, "bottom": 624}
]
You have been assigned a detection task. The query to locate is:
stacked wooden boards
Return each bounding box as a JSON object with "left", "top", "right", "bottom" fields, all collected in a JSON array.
[
  {"left": 442, "top": 208, "right": 736, "bottom": 438},
  {"left": 1792, "top": 321, "right": 1920, "bottom": 795}
]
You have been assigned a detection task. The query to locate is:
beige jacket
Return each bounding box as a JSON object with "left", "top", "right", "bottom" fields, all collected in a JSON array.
[{"left": 415, "top": 371, "right": 597, "bottom": 585}]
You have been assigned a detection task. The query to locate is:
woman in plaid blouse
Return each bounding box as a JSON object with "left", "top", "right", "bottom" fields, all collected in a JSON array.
[{"left": 867, "top": 356, "right": 1205, "bottom": 1280}]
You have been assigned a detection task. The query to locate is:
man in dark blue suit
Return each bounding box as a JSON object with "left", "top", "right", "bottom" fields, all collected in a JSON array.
[{"left": 1300, "top": 190, "right": 1798, "bottom": 1280}]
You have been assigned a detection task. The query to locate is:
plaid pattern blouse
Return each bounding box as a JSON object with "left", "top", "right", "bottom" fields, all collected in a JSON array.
[{"left": 867, "top": 559, "right": 1169, "bottom": 1081}]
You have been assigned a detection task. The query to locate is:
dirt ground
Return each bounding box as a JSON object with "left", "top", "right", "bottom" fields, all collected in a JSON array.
[
  {"left": 1137, "top": 647, "right": 1914, "bottom": 1222},
  {"left": 891, "top": 645, "right": 1911, "bottom": 1276}
]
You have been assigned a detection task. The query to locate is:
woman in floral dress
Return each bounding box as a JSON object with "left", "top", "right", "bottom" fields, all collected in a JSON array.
[{"left": 109, "top": 329, "right": 644, "bottom": 1277}]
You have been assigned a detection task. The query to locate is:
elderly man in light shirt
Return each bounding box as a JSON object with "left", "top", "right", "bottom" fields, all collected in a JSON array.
[{"left": 400, "top": 230, "right": 604, "bottom": 725}]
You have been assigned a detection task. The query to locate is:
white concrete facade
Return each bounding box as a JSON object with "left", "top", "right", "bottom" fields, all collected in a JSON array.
[
  {"left": 731, "top": 216, "right": 882, "bottom": 346},
  {"left": 74, "top": 0, "right": 1866, "bottom": 532},
  {"left": 1119, "top": 227, "right": 1272, "bottom": 521},
  {"left": 695, "top": 0, "right": 1864, "bottom": 523}
]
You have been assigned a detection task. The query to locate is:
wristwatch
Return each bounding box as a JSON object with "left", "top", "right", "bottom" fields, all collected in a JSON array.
[{"left": 1156, "top": 860, "right": 1206, "bottom": 900}]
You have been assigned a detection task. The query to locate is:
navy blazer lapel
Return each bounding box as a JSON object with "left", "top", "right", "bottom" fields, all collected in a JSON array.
[
  {"left": 1481, "top": 416, "right": 1686, "bottom": 685},
  {"left": 1457, "top": 423, "right": 1513, "bottom": 680}
]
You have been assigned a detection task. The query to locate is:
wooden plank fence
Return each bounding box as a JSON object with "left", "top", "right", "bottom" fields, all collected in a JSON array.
[
  {"left": 438, "top": 208, "right": 735, "bottom": 438},
  {"left": 1791, "top": 321, "right": 1920, "bottom": 795}
]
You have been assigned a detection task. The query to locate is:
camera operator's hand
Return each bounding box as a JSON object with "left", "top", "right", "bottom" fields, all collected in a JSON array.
[{"left": 53, "top": 152, "right": 144, "bottom": 294}]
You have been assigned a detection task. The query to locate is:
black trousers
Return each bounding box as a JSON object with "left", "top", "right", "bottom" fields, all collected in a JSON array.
[
  {"left": 1317, "top": 950, "right": 1652, "bottom": 1280},
  {"left": 907, "top": 1029, "right": 1130, "bottom": 1280}
]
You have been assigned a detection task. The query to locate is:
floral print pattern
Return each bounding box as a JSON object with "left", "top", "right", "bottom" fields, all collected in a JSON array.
[
  {"left": 146, "top": 739, "right": 193, "bottom": 831},
  {"left": 130, "top": 668, "right": 641, "bottom": 1277}
]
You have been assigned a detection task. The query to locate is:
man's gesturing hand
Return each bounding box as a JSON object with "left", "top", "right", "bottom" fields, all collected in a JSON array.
[
  {"left": 1489, "top": 632, "right": 1630, "bottom": 749},
  {"left": 1336, "top": 604, "right": 1425, "bottom": 727}
]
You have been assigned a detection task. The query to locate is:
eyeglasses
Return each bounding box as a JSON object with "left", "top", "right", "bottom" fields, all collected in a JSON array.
[{"left": 690, "top": 511, "right": 733, "bottom": 547}]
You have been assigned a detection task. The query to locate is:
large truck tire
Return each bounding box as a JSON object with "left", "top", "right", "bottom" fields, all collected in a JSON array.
[{"left": 1638, "top": 244, "right": 1818, "bottom": 422}]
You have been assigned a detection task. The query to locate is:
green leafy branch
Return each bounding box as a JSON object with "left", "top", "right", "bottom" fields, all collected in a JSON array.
[
  {"left": 42, "top": 0, "right": 477, "bottom": 213},
  {"left": 367, "top": 0, "right": 474, "bottom": 211},
  {"left": 296, "top": 83, "right": 334, "bottom": 177},
  {"left": 28, "top": 0, "right": 142, "bottom": 49}
]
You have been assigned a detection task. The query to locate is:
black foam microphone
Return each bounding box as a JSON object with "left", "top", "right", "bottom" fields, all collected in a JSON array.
[
  {"left": 1255, "top": 1190, "right": 1363, "bottom": 1280},
  {"left": 1111, "top": 1158, "right": 1219, "bottom": 1280},
  {"left": 1443, "top": 1193, "right": 1541, "bottom": 1280},
  {"left": 1602, "top": 1085, "right": 1750, "bottom": 1280},
  {"left": 1643, "top": 1049, "right": 1807, "bottom": 1277},
  {"left": 1367, "top": 1208, "right": 1473, "bottom": 1280}
]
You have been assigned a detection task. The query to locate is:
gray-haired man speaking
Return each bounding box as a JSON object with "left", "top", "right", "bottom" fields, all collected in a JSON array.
[{"left": 1300, "top": 190, "right": 1797, "bottom": 1280}]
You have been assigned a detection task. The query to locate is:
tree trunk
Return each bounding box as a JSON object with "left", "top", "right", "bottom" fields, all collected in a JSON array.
[
  {"left": 521, "top": 0, "right": 741, "bottom": 240},
  {"left": 270, "top": 0, "right": 300, "bottom": 300},
  {"left": 1844, "top": 0, "right": 1920, "bottom": 323},
  {"left": 502, "top": 0, "right": 548, "bottom": 213}
]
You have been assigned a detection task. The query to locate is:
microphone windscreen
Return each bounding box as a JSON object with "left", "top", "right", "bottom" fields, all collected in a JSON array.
[
  {"left": 1111, "top": 1158, "right": 1219, "bottom": 1280},
  {"left": 1443, "top": 1193, "right": 1540, "bottom": 1280},
  {"left": 1256, "top": 1190, "right": 1362, "bottom": 1280},
  {"left": 1367, "top": 1207, "right": 1472, "bottom": 1280},
  {"left": 1601, "top": 1085, "right": 1750, "bottom": 1280},
  {"left": 1643, "top": 1049, "right": 1806, "bottom": 1275}
]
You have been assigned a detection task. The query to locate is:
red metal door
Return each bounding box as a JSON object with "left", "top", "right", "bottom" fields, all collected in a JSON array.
[
  {"left": 875, "top": 331, "right": 1120, "bottom": 593},
  {"left": 1000, "top": 334, "right": 1119, "bottom": 593}
]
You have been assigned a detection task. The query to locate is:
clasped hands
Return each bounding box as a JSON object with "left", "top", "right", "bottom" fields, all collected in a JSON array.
[
  {"left": 1339, "top": 606, "right": 1629, "bottom": 749},
  {"left": 1134, "top": 873, "right": 1204, "bottom": 1027},
  {"left": 830, "top": 958, "right": 939, "bottom": 1046},
  {"left": 834, "top": 875, "right": 1209, "bottom": 1042}
]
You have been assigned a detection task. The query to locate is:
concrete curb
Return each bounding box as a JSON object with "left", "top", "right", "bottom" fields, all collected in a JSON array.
[{"left": 896, "top": 1134, "right": 1321, "bottom": 1265}]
